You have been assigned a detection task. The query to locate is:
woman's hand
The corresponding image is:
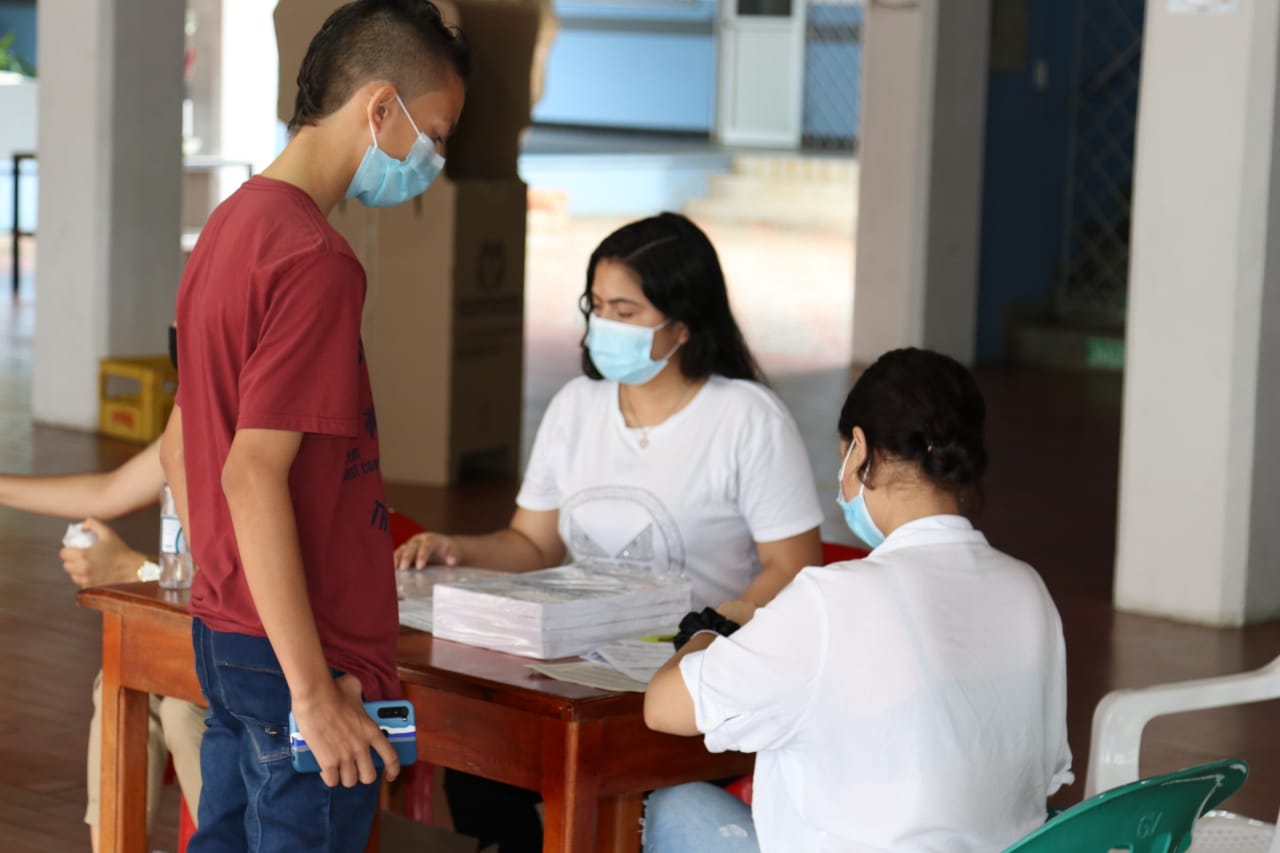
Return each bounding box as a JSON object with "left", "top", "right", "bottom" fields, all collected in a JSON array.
[
  {"left": 715, "top": 598, "right": 758, "bottom": 627},
  {"left": 59, "top": 518, "right": 144, "bottom": 587},
  {"left": 394, "top": 532, "right": 460, "bottom": 569}
]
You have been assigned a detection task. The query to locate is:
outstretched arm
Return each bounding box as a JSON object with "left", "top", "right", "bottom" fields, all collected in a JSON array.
[
  {"left": 0, "top": 439, "right": 163, "bottom": 520},
  {"left": 394, "top": 507, "right": 565, "bottom": 571}
]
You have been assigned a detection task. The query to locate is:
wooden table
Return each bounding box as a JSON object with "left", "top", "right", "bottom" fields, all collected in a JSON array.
[{"left": 80, "top": 583, "right": 752, "bottom": 853}]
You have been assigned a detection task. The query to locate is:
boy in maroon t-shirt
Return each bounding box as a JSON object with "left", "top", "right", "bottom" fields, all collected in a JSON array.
[{"left": 159, "top": 2, "right": 466, "bottom": 848}]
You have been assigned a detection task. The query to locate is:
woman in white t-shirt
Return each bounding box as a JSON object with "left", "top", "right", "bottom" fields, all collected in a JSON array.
[
  {"left": 643, "top": 347, "right": 1073, "bottom": 853},
  {"left": 394, "top": 211, "right": 824, "bottom": 852}
]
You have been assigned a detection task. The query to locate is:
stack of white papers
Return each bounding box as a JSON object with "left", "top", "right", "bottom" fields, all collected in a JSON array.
[
  {"left": 396, "top": 567, "right": 507, "bottom": 634},
  {"left": 432, "top": 564, "right": 691, "bottom": 660}
]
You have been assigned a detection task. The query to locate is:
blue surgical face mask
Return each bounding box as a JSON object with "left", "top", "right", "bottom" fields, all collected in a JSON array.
[
  {"left": 586, "top": 313, "right": 680, "bottom": 385},
  {"left": 346, "top": 94, "right": 445, "bottom": 208},
  {"left": 836, "top": 440, "right": 886, "bottom": 549}
]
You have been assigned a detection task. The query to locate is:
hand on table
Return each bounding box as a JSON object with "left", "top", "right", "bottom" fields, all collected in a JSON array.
[
  {"left": 59, "top": 518, "right": 145, "bottom": 587},
  {"left": 291, "top": 673, "right": 400, "bottom": 788},
  {"left": 394, "top": 531, "right": 459, "bottom": 569}
]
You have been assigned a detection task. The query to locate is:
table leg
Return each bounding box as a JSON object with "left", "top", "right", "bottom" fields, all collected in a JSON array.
[
  {"left": 99, "top": 613, "right": 151, "bottom": 853},
  {"left": 541, "top": 719, "right": 604, "bottom": 852},
  {"left": 595, "top": 792, "right": 644, "bottom": 853}
]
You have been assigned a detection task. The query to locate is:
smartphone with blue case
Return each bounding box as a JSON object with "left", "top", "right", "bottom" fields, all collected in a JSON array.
[{"left": 288, "top": 700, "right": 417, "bottom": 773}]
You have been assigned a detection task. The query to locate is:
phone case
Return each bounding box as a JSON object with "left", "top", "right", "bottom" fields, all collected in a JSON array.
[{"left": 288, "top": 700, "right": 417, "bottom": 773}]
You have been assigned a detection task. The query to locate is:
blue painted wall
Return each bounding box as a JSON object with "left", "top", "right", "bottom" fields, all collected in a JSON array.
[
  {"left": 0, "top": 0, "right": 37, "bottom": 71},
  {"left": 975, "top": 0, "right": 1078, "bottom": 362},
  {"left": 0, "top": 1, "right": 37, "bottom": 234},
  {"left": 534, "top": 0, "right": 717, "bottom": 132}
]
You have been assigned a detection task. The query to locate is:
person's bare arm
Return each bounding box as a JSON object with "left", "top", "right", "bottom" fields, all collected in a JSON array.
[
  {"left": 159, "top": 407, "right": 192, "bottom": 546},
  {"left": 394, "top": 507, "right": 565, "bottom": 572},
  {"left": 223, "top": 428, "right": 398, "bottom": 788},
  {"left": 0, "top": 439, "right": 163, "bottom": 520},
  {"left": 654, "top": 530, "right": 821, "bottom": 731},
  {"left": 728, "top": 527, "right": 822, "bottom": 612},
  {"left": 644, "top": 631, "right": 717, "bottom": 736}
]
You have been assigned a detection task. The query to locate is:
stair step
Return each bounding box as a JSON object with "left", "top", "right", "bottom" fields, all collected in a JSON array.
[
  {"left": 705, "top": 173, "right": 856, "bottom": 205},
  {"left": 685, "top": 195, "right": 857, "bottom": 232},
  {"left": 731, "top": 155, "right": 859, "bottom": 183}
]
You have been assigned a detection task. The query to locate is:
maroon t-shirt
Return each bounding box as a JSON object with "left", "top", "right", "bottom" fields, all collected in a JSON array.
[{"left": 175, "top": 176, "right": 398, "bottom": 700}]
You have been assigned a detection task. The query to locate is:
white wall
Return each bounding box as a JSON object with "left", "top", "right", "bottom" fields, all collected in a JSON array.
[
  {"left": 0, "top": 77, "right": 36, "bottom": 157},
  {"left": 1115, "top": 0, "right": 1280, "bottom": 624},
  {"left": 217, "top": 0, "right": 280, "bottom": 201},
  {"left": 0, "top": 78, "right": 37, "bottom": 233},
  {"left": 33, "top": 0, "right": 184, "bottom": 429},
  {"left": 851, "top": 0, "right": 989, "bottom": 366}
]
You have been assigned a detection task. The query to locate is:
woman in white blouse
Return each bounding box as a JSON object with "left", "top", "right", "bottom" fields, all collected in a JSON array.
[
  {"left": 644, "top": 347, "right": 1073, "bottom": 853},
  {"left": 395, "top": 212, "right": 824, "bottom": 852}
]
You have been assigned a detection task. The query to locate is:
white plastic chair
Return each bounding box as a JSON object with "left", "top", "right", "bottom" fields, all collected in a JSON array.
[{"left": 1085, "top": 654, "right": 1280, "bottom": 853}]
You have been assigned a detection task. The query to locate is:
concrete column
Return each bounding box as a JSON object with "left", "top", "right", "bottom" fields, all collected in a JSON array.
[
  {"left": 1116, "top": 0, "right": 1280, "bottom": 625},
  {"left": 852, "top": 0, "right": 990, "bottom": 366},
  {"left": 33, "top": 0, "right": 184, "bottom": 429}
]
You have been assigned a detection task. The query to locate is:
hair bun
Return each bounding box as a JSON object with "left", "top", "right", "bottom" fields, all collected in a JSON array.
[
  {"left": 923, "top": 433, "right": 986, "bottom": 484},
  {"left": 838, "top": 347, "right": 988, "bottom": 494}
]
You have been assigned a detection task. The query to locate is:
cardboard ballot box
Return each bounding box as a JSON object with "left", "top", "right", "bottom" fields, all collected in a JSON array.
[
  {"left": 275, "top": 0, "right": 539, "bottom": 484},
  {"left": 329, "top": 181, "right": 526, "bottom": 484}
]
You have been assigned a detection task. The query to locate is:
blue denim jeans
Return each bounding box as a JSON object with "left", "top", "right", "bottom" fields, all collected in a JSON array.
[
  {"left": 643, "top": 782, "right": 760, "bottom": 853},
  {"left": 189, "top": 619, "right": 380, "bottom": 853}
]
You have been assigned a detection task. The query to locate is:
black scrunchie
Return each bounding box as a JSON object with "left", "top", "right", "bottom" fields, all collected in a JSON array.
[{"left": 672, "top": 607, "right": 741, "bottom": 651}]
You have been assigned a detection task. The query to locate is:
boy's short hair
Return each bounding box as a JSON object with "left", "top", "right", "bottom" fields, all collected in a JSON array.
[{"left": 289, "top": 0, "right": 469, "bottom": 134}]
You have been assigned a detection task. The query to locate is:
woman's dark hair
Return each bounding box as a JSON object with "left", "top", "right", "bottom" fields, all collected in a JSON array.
[
  {"left": 579, "top": 213, "right": 764, "bottom": 383},
  {"left": 838, "top": 348, "right": 988, "bottom": 495},
  {"left": 288, "top": 0, "right": 470, "bottom": 134}
]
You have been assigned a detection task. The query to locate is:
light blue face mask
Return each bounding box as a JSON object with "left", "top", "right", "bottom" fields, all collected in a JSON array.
[
  {"left": 586, "top": 313, "right": 680, "bottom": 385},
  {"left": 346, "top": 94, "right": 445, "bottom": 208},
  {"left": 836, "top": 439, "right": 886, "bottom": 549}
]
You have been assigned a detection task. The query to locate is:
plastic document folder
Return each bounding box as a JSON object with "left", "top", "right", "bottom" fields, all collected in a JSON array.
[
  {"left": 432, "top": 564, "right": 692, "bottom": 660},
  {"left": 397, "top": 567, "right": 507, "bottom": 633}
]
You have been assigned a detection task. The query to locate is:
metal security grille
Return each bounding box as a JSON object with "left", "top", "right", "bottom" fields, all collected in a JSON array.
[
  {"left": 802, "top": 1, "right": 863, "bottom": 152},
  {"left": 1058, "top": 0, "right": 1145, "bottom": 324}
]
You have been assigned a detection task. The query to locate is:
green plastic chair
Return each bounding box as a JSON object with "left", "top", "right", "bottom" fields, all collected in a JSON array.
[{"left": 1004, "top": 759, "right": 1249, "bottom": 853}]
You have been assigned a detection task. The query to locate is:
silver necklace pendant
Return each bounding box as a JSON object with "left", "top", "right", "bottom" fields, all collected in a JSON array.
[{"left": 639, "top": 430, "right": 650, "bottom": 449}]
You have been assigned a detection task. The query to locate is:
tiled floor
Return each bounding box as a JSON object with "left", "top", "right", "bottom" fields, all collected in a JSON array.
[{"left": 1, "top": 212, "right": 1278, "bottom": 853}]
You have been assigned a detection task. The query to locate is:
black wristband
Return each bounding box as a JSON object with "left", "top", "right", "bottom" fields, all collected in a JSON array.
[{"left": 672, "top": 607, "right": 741, "bottom": 651}]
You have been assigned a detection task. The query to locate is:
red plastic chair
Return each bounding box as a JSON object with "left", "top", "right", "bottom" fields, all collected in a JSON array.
[
  {"left": 727, "top": 541, "right": 867, "bottom": 807},
  {"left": 158, "top": 756, "right": 197, "bottom": 852},
  {"left": 389, "top": 509, "right": 427, "bottom": 548},
  {"left": 821, "top": 541, "right": 869, "bottom": 564},
  {"left": 178, "top": 796, "right": 195, "bottom": 850}
]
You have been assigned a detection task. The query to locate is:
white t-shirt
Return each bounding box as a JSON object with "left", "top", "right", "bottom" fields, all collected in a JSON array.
[
  {"left": 517, "top": 375, "right": 823, "bottom": 609},
  {"left": 680, "top": 515, "right": 1073, "bottom": 853}
]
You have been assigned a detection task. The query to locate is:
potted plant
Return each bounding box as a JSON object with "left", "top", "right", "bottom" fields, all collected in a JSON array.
[{"left": 0, "top": 32, "right": 35, "bottom": 78}]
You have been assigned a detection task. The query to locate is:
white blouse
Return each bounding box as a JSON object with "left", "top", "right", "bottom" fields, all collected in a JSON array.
[
  {"left": 517, "top": 375, "right": 823, "bottom": 608},
  {"left": 680, "top": 515, "right": 1073, "bottom": 852}
]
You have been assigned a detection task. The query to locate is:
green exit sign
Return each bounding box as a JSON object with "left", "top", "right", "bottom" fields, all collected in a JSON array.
[{"left": 1086, "top": 338, "right": 1125, "bottom": 370}]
